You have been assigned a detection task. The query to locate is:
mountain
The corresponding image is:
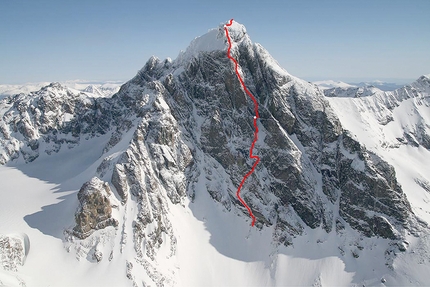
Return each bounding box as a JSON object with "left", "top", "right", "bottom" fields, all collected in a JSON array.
[
  {"left": 349, "top": 81, "right": 406, "bottom": 92},
  {"left": 1, "top": 20, "right": 429, "bottom": 286},
  {"left": 325, "top": 75, "right": 430, "bottom": 218},
  {"left": 313, "top": 80, "right": 356, "bottom": 90},
  {"left": 314, "top": 80, "right": 407, "bottom": 92},
  {"left": 313, "top": 80, "right": 404, "bottom": 91},
  {"left": 0, "top": 82, "right": 51, "bottom": 99},
  {"left": 0, "top": 80, "right": 122, "bottom": 99}
]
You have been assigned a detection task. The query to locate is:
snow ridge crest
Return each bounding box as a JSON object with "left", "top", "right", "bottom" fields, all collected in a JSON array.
[{"left": 175, "top": 20, "right": 250, "bottom": 64}]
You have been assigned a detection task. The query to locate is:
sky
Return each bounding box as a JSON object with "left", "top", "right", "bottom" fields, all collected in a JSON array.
[{"left": 1, "top": 0, "right": 429, "bottom": 84}]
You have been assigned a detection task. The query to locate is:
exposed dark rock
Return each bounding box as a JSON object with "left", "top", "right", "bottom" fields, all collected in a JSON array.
[{"left": 73, "top": 177, "right": 118, "bottom": 239}]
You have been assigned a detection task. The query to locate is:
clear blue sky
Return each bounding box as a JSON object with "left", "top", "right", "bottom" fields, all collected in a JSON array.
[{"left": 1, "top": 0, "right": 429, "bottom": 84}]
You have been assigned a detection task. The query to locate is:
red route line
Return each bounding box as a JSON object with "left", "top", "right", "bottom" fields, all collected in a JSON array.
[{"left": 224, "top": 19, "right": 259, "bottom": 227}]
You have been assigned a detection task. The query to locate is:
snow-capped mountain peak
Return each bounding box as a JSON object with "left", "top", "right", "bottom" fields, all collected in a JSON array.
[
  {"left": 224, "top": 19, "right": 248, "bottom": 42},
  {"left": 175, "top": 20, "right": 252, "bottom": 65},
  {"left": 83, "top": 84, "right": 103, "bottom": 96},
  {"left": 414, "top": 74, "right": 430, "bottom": 91}
]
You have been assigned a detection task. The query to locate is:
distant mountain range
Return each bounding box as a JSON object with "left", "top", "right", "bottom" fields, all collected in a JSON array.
[
  {"left": 314, "top": 80, "right": 407, "bottom": 91},
  {"left": 0, "top": 80, "right": 123, "bottom": 99},
  {"left": 0, "top": 79, "right": 408, "bottom": 99}
]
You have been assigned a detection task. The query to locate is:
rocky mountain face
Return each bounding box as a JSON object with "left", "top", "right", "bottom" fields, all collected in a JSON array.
[
  {"left": 0, "top": 82, "right": 132, "bottom": 163},
  {"left": 0, "top": 21, "right": 428, "bottom": 285},
  {"left": 72, "top": 177, "right": 119, "bottom": 239}
]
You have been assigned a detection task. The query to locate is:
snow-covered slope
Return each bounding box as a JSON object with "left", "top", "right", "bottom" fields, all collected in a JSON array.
[
  {"left": 324, "top": 75, "right": 430, "bottom": 285},
  {"left": 325, "top": 75, "right": 430, "bottom": 223},
  {"left": 1, "top": 20, "right": 429, "bottom": 286}
]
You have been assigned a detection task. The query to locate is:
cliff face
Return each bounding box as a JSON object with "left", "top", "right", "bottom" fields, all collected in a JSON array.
[{"left": 101, "top": 21, "right": 412, "bottom": 243}]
